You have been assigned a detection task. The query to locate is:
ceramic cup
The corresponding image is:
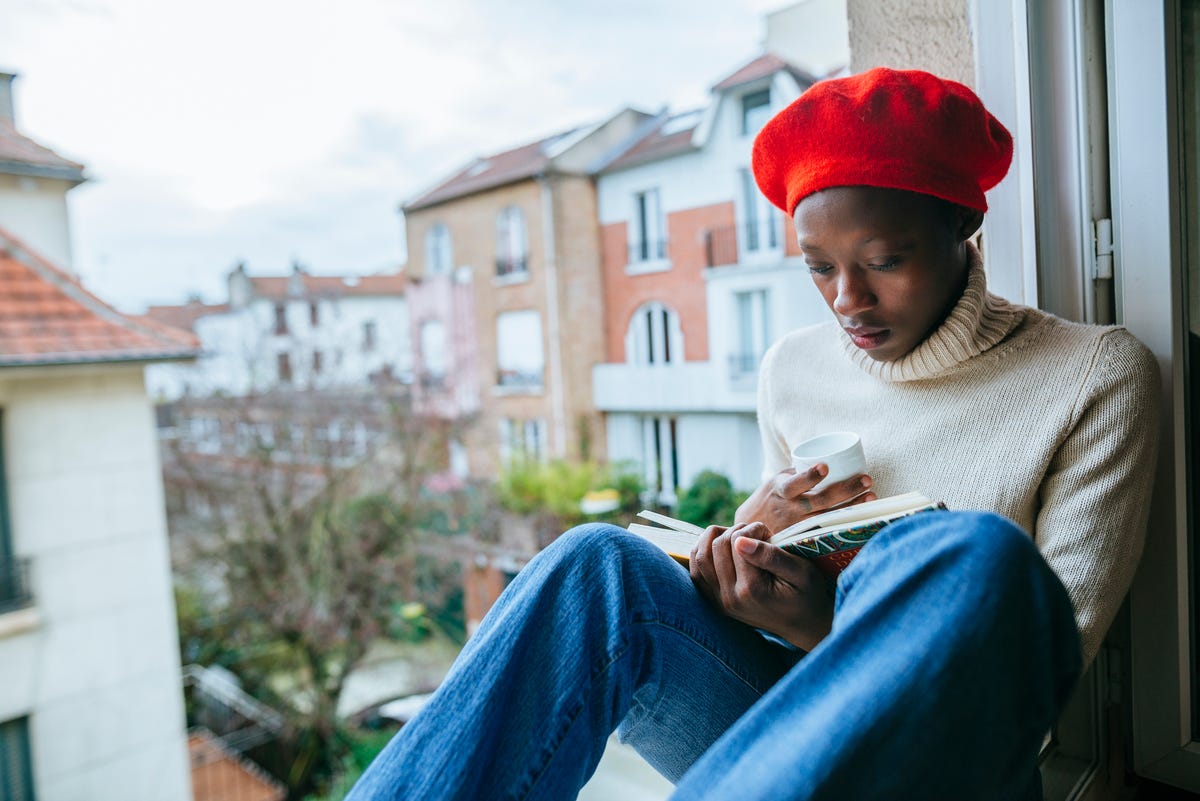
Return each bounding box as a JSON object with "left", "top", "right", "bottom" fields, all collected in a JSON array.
[{"left": 790, "top": 431, "right": 867, "bottom": 492}]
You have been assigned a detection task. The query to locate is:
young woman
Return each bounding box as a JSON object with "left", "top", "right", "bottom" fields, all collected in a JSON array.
[{"left": 347, "top": 68, "right": 1159, "bottom": 801}]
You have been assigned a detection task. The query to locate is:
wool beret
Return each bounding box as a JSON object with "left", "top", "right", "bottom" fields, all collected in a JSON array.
[{"left": 751, "top": 67, "right": 1013, "bottom": 214}]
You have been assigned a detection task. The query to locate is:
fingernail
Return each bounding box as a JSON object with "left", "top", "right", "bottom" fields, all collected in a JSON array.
[
  {"left": 861, "top": 476, "right": 872, "bottom": 488},
  {"left": 816, "top": 464, "right": 828, "bottom": 476},
  {"left": 735, "top": 537, "right": 759, "bottom": 555}
]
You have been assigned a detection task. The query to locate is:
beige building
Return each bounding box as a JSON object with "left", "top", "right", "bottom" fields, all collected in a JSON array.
[{"left": 402, "top": 109, "right": 652, "bottom": 478}]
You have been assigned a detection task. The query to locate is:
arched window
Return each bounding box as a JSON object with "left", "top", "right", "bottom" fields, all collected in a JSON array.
[
  {"left": 425, "top": 223, "right": 453, "bottom": 275},
  {"left": 625, "top": 301, "right": 684, "bottom": 366},
  {"left": 495, "top": 206, "right": 529, "bottom": 277}
]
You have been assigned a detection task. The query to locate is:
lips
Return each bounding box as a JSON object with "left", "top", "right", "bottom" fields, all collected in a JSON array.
[{"left": 844, "top": 326, "right": 891, "bottom": 350}]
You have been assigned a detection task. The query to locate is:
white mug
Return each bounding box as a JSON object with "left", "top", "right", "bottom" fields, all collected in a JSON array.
[{"left": 790, "top": 431, "right": 867, "bottom": 492}]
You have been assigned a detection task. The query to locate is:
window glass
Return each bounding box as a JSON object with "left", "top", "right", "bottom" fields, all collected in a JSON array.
[
  {"left": 425, "top": 223, "right": 454, "bottom": 275},
  {"left": 0, "top": 716, "right": 35, "bottom": 801},
  {"left": 496, "top": 310, "right": 544, "bottom": 388},
  {"left": 495, "top": 207, "right": 529, "bottom": 277},
  {"left": 741, "top": 88, "right": 772, "bottom": 135},
  {"left": 631, "top": 189, "right": 666, "bottom": 262},
  {"left": 625, "top": 301, "right": 682, "bottom": 365}
]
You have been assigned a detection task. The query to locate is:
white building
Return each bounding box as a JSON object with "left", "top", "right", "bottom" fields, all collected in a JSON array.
[
  {"left": 0, "top": 69, "right": 197, "bottom": 800},
  {"left": 144, "top": 261, "right": 411, "bottom": 401},
  {"left": 592, "top": 50, "right": 840, "bottom": 499}
]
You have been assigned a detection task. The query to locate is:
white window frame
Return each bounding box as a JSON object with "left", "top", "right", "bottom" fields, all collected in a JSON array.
[
  {"left": 495, "top": 206, "right": 529, "bottom": 283},
  {"left": 425, "top": 223, "right": 454, "bottom": 276},
  {"left": 624, "top": 301, "right": 684, "bottom": 366},
  {"left": 627, "top": 188, "right": 670, "bottom": 274},
  {"left": 738, "top": 167, "right": 780, "bottom": 262}
]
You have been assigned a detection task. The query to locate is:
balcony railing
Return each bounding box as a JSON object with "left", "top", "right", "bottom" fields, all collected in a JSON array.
[
  {"left": 495, "top": 255, "right": 529, "bottom": 278},
  {"left": 628, "top": 238, "right": 669, "bottom": 264},
  {"left": 496, "top": 369, "right": 543, "bottom": 389},
  {"left": 704, "top": 221, "right": 782, "bottom": 267},
  {"left": 0, "top": 556, "right": 33, "bottom": 615},
  {"left": 728, "top": 352, "right": 761, "bottom": 378}
]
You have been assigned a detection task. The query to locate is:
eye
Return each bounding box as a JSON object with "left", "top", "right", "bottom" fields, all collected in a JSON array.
[
  {"left": 868, "top": 259, "right": 900, "bottom": 272},
  {"left": 805, "top": 262, "right": 833, "bottom": 275}
]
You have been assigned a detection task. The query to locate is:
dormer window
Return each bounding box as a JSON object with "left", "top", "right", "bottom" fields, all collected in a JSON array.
[
  {"left": 425, "top": 223, "right": 454, "bottom": 275},
  {"left": 741, "top": 88, "right": 772, "bottom": 136}
]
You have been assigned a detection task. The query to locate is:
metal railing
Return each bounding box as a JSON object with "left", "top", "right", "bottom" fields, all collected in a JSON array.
[
  {"left": 628, "top": 238, "right": 669, "bottom": 264},
  {"left": 495, "top": 255, "right": 529, "bottom": 278},
  {"left": 0, "top": 556, "right": 33, "bottom": 615},
  {"left": 704, "top": 222, "right": 783, "bottom": 267},
  {"left": 728, "top": 352, "right": 761, "bottom": 378},
  {"left": 496, "top": 369, "right": 543, "bottom": 389}
]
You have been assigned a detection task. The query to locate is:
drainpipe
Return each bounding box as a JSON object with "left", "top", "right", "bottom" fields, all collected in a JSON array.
[{"left": 537, "top": 174, "right": 568, "bottom": 458}]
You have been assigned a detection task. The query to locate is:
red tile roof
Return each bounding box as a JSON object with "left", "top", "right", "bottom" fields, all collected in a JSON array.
[
  {"left": 711, "top": 53, "right": 819, "bottom": 92},
  {"left": 602, "top": 111, "right": 701, "bottom": 173},
  {"left": 189, "top": 731, "right": 286, "bottom": 801},
  {"left": 141, "top": 300, "right": 231, "bottom": 334},
  {"left": 0, "top": 225, "right": 198, "bottom": 368},
  {"left": 248, "top": 272, "right": 406, "bottom": 300},
  {"left": 0, "top": 118, "right": 85, "bottom": 182},
  {"left": 404, "top": 127, "right": 581, "bottom": 211}
]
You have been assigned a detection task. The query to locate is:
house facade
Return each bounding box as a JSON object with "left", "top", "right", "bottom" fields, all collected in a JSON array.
[
  {"left": 0, "top": 218, "right": 196, "bottom": 801},
  {"left": 143, "top": 261, "right": 411, "bottom": 401},
  {"left": 402, "top": 109, "right": 650, "bottom": 479},
  {"left": 593, "top": 54, "right": 831, "bottom": 500}
]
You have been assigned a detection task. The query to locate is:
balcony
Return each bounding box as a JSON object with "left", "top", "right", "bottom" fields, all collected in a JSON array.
[
  {"left": 495, "top": 256, "right": 528, "bottom": 280},
  {"left": 704, "top": 222, "right": 783, "bottom": 268},
  {"left": 495, "top": 369, "right": 543, "bottom": 394},
  {"left": 592, "top": 362, "right": 755, "bottom": 414},
  {"left": 626, "top": 239, "right": 671, "bottom": 275},
  {"left": 0, "top": 556, "right": 33, "bottom": 615}
]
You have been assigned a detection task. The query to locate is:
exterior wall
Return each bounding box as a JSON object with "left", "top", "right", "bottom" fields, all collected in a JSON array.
[
  {"left": 550, "top": 174, "right": 608, "bottom": 463},
  {"left": 846, "top": 0, "right": 974, "bottom": 86},
  {"left": 406, "top": 180, "right": 550, "bottom": 479},
  {"left": 599, "top": 202, "right": 734, "bottom": 363},
  {"left": 0, "top": 174, "right": 75, "bottom": 271},
  {"left": 407, "top": 271, "right": 481, "bottom": 421},
  {"left": 0, "top": 365, "right": 191, "bottom": 801}
]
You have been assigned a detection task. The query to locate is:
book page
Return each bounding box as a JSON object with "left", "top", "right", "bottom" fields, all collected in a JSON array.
[{"left": 769, "top": 491, "right": 930, "bottom": 543}]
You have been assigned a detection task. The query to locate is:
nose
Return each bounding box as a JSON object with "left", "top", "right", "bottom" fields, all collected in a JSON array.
[{"left": 832, "top": 269, "right": 877, "bottom": 318}]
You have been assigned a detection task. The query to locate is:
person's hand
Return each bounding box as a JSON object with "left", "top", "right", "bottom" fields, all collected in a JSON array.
[
  {"left": 690, "top": 521, "right": 834, "bottom": 651},
  {"left": 734, "top": 465, "right": 875, "bottom": 535}
]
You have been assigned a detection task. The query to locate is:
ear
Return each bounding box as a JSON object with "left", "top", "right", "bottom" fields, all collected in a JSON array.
[{"left": 956, "top": 207, "right": 985, "bottom": 242}]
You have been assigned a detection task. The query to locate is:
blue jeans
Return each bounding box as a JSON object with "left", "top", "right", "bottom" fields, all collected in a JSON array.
[{"left": 346, "top": 511, "right": 1081, "bottom": 800}]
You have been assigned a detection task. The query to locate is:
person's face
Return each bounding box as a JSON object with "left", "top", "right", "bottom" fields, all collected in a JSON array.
[{"left": 792, "top": 186, "right": 981, "bottom": 362}]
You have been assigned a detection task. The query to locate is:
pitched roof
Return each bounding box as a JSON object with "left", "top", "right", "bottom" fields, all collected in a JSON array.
[
  {"left": 711, "top": 53, "right": 819, "bottom": 92},
  {"left": 189, "top": 731, "right": 286, "bottom": 801},
  {"left": 404, "top": 127, "right": 583, "bottom": 212},
  {"left": 601, "top": 110, "right": 702, "bottom": 173},
  {"left": 0, "top": 225, "right": 198, "bottom": 368},
  {"left": 141, "top": 300, "right": 231, "bottom": 334},
  {"left": 247, "top": 272, "right": 406, "bottom": 300},
  {"left": 0, "top": 118, "right": 86, "bottom": 183}
]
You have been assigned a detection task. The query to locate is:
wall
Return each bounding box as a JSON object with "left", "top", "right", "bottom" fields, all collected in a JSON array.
[
  {"left": 0, "top": 174, "right": 75, "bottom": 271},
  {"left": 846, "top": 0, "right": 974, "bottom": 85},
  {"left": 0, "top": 365, "right": 191, "bottom": 801}
]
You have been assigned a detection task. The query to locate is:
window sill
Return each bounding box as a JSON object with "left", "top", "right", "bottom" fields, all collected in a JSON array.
[
  {"left": 494, "top": 272, "right": 530, "bottom": 287},
  {"left": 0, "top": 606, "right": 41, "bottom": 640},
  {"left": 625, "top": 259, "right": 672, "bottom": 276}
]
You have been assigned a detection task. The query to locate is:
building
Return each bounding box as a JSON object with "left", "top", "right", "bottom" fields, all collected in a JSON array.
[
  {"left": 143, "top": 261, "right": 411, "bottom": 401},
  {"left": 592, "top": 53, "right": 830, "bottom": 501},
  {"left": 402, "top": 108, "right": 653, "bottom": 478},
  {"left": 0, "top": 158, "right": 197, "bottom": 801}
]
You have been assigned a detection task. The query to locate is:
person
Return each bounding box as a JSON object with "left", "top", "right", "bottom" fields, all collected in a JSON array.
[{"left": 346, "top": 68, "right": 1159, "bottom": 801}]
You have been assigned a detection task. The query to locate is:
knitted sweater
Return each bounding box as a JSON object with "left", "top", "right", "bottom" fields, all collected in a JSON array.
[{"left": 757, "top": 249, "right": 1160, "bottom": 663}]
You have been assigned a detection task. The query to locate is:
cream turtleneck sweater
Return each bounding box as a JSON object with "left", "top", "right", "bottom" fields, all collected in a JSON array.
[{"left": 757, "top": 247, "right": 1160, "bottom": 663}]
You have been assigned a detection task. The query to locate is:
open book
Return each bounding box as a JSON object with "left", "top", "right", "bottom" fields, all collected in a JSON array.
[{"left": 629, "top": 492, "right": 946, "bottom": 579}]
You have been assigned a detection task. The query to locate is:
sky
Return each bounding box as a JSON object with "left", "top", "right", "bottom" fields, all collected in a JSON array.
[{"left": 1, "top": 0, "right": 792, "bottom": 312}]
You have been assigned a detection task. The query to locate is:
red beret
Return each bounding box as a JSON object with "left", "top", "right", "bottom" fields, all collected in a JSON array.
[{"left": 751, "top": 67, "right": 1013, "bottom": 214}]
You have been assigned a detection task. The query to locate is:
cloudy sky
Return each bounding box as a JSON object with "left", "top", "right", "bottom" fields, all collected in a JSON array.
[{"left": 1, "top": 0, "right": 793, "bottom": 312}]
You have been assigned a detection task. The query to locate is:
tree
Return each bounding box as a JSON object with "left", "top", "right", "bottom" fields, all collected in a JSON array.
[{"left": 162, "top": 384, "right": 474, "bottom": 797}]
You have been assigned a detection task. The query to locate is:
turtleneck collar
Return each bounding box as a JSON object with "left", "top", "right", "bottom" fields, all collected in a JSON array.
[{"left": 840, "top": 242, "right": 1025, "bottom": 382}]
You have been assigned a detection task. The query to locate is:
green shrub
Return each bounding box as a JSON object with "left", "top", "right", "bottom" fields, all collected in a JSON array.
[
  {"left": 495, "top": 458, "right": 645, "bottom": 527},
  {"left": 675, "top": 470, "right": 749, "bottom": 527}
]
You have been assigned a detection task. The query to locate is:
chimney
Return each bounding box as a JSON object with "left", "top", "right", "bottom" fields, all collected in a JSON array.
[{"left": 0, "top": 72, "right": 17, "bottom": 125}]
